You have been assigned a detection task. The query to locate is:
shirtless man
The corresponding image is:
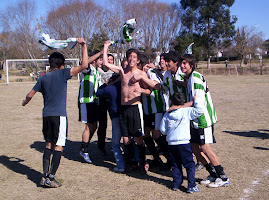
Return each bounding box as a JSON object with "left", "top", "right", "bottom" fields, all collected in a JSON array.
[{"left": 103, "top": 41, "right": 160, "bottom": 174}]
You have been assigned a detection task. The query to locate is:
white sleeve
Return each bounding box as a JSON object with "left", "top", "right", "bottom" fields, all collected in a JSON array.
[{"left": 147, "top": 70, "right": 160, "bottom": 82}]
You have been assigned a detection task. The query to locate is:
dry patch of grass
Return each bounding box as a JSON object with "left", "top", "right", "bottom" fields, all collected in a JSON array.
[{"left": 0, "top": 75, "right": 269, "bottom": 200}]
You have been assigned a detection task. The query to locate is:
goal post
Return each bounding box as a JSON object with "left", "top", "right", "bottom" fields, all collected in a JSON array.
[{"left": 5, "top": 58, "right": 80, "bottom": 85}]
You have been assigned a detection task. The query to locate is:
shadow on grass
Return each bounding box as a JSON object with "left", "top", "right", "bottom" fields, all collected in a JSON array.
[
  {"left": 253, "top": 146, "right": 269, "bottom": 150},
  {"left": 124, "top": 169, "right": 203, "bottom": 191},
  {"left": 126, "top": 171, "right": 172, "bottom": 188},
  {"left": 0, "top": 155, "right": 42, "bottom": 186},
  {"left": 30, "top": 138, "right": 161, "bottom": 170},
  {"left": 29, "top": 139, "right": 203, "bottom": 189},
  {"left": 30, "top": 139, "right": 116, "bottom": 169},
  {"left": 223, "top": 130, "right": 269, "bottom": 139}
]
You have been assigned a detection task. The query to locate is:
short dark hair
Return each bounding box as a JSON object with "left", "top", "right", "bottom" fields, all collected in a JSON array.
[
  {"left": 126, "top": 48, "right": 140, "bottom": 61},
  {"left": 160, "top": 52, "right": 167, "bottom": 58},
  {"left": 108, "top": 53, "right": 114, "bottom": 61},
  {"left": 181, "top": 54, "right": 197, "bottom": 71},
  {"left": 49, "top": 52, "right": 65, "bottom": 69},
  {"left": 89, "top": 50, "right": 102, "bottom": 61},
  {"left": 121, "top": 57, "right": 127, "bottom": 64},
  {"left": 164, "top": 51, "right": 180, "bottom": 63},
  {"left": 89, "top": 50, "right": 99, "bottom": 57},
  {"left": 171, "top": 92, "right": 185, "bottom": 105},
  {"left": 139, "top": 54, "right": 149, "bottom": 67}
]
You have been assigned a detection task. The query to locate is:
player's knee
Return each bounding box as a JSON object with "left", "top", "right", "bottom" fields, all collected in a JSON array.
[{"left": 200, "top": 143, "right": 212, "bottom": 153}]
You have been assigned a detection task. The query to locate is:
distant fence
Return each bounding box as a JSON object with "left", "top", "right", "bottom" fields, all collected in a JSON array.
[{"left": 198, "top": 64, "right": 269, "bottom": 76}]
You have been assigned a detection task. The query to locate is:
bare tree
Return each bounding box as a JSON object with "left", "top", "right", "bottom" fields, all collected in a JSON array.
[
  {"left": 0, "top": 0, "right": 42, "bottom": 60},
  {"left": 0, "top": 0, "right": 181, "bottom": 63},
  {"left": 43, "top": 0, "right": 104, "bottom": 59},
  {"left": 120, "top": 0, "right": 181, "bottom": 53},
  {"left": 234, "top": 26, "right": 264, "bottom": 66}
]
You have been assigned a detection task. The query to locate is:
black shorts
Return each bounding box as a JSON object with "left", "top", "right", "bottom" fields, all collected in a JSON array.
[
  {"left": 190, "top": 125, "right": 216, "bottom": 145},
  {"left": 144, "top": 113, "right": 164, "bottom": 130},
  {"left": 120, "top": 104, "right": 144, "bottom": 137},
  {"left": 43, "top": 116, "right": 68, "bottom": 146},
  {"left": 78, "top": 102, "right": 98, "bottom": 123}
]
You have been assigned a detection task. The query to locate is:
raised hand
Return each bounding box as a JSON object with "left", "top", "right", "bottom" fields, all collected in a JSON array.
[{"left": 77, "top": 38, "right": 86, "bottom": 45}]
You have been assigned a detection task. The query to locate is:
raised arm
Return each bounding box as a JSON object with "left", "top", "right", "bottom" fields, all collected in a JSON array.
[
  {"left": 88, "top": 49, "right": 104, "bottom": 65},
  {"left": 70, "top": 38, "right": 88, "bottom": 76},
  {"left": 103, "top": 41, "right": 121, "bottom": 73}
]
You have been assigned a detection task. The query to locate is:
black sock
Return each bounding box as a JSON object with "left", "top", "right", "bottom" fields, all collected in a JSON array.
[
  {"left": 137, "top": 142, "right": 146, "bottom": 166},
  {"left": 43, "top": 148, "right": 52, "bottom": 177},
  {"left": 50, "top": 150, "right": 62, "bottom": 176},
  {"left": 214, "top": 165, "right": 228, "bottom": 181},
  {"left": 124, "top": 143, "right": 134, "bottom": 166},
  {"left": 205, "top": 163, "right": 218, "bottom": 178},
  {"left": 155, "top": 135, "right": 172, "bottom": 164},
  {"left": 81, "top": 142, "right": 88, "bottom": 153},
  {"left": 143, "top": 136, "right": 160, "bottom": 161}
]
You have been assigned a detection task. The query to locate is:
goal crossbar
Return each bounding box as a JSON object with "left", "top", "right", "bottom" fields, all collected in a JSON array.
[{"left": 5, "top": 58, "right": 79, "bottom": 85}]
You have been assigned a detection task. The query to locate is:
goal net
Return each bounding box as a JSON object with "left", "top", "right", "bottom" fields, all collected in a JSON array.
[{"left": 4, "top": 58, "right": 79, "bottom": 85}]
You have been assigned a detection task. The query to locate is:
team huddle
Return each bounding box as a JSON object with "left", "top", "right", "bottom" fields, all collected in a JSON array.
[{"left": 22, "top": 39, "right": 230, "bottom": 192}]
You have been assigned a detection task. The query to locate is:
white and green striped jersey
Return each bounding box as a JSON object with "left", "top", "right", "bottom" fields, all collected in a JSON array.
[
  {"left": 142, "top": 69, "right": 167, "bottom": 115},
  {"left": 186, "top": 71, "right": 217, "bottom": 128},
  {"left": 78, "top": 65, "right": 102, "bottom": 103},
  {"left": 163, "top": 69, "right": 185, "bottom": 107}
]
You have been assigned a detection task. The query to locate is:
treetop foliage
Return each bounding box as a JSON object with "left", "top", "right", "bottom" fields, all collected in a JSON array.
[{"left": 0, "top": 0, "right": 266, "bottom": 65}]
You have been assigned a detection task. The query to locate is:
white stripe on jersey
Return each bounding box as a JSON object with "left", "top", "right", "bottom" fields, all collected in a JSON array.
[
  {"left": 137, "top": 103, "right": 145, "bottom": 136},
  {"left": 204, "top": 126, "right": 214, "bottom": 144},
  {"left": 56, "top": 116, "right": 67, "bottom": 146},
  {"left": 79, "top": 103, "right": 88, "bottom": 123},
  {"left": 142, "top": 69, "right": 167, "bottom": 114},
  {"left": 163, "top": 70, "right": 184, "bottom": 107},
  {"left": 79, "top": 65, "right": 102, "bottom": 103}
]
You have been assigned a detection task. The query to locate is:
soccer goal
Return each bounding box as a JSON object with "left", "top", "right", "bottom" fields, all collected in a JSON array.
[{"left": 4, "top": 58, "right": 79, "bottom": 85}]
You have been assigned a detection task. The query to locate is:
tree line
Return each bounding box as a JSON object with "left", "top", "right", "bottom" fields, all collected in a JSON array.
[{"left": 0, "top": 0, "right": 267, "bottom": 68}]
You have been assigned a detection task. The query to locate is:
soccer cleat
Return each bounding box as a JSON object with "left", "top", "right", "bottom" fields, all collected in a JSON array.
[
  {"left": 200, "top": 176, "right": 216, "bottom": 185},
  {"left": 40, "top": 176, "right": 46, "bottom": 186},
  {"left": 45, "top": 177, "right": 62, "bottom": 188},
  {"left": 207, "top": 178, "right": 230, "bottom": 188},
  {"left": 79, "top": 151, "right": 92, "bottom": 164},
  {"left": 195, "top": 162, "right": 204, "bottom": 171},
  {"left": 113, "top": 167, "right": 125, "bottom": 173},
  {"left": 187, "top": 185, "right": 200, "bottom": 193}
]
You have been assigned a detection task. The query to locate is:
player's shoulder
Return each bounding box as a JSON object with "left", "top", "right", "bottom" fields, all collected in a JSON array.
[
  {"left": 192, "top": 71, "right": 202, "bottom": 78},
  {"left": 134, "top": 68, "right": 146, "bottom": 75},
  {"left": 163, "top": 70, "right": 171, "bottom": 78},
  {"left": 191, "top": 71, "right": 205, "bottom": 82}
]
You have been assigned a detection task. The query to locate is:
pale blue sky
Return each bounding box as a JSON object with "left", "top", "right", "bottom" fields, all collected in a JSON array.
[{"left": 1, "top": 0, "right": 269, "bottom": 39}]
